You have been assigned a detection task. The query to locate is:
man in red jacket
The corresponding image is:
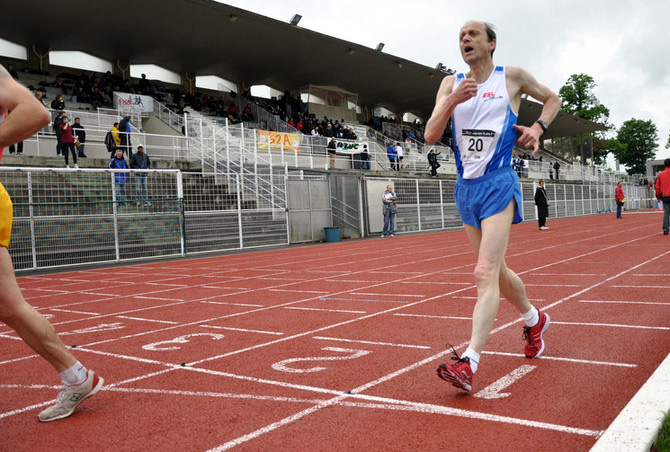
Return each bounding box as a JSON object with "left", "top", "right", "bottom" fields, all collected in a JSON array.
[
  {"left": 655, "top": 158, "right": 670, "bottom": 235},
  {"left": 615, "top": 181, "right": 625, "bottom": 219}
]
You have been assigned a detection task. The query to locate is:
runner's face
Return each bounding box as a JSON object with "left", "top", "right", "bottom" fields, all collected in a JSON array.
[{"left": 459, "top": 21, "right": 494, "bottom": 64}]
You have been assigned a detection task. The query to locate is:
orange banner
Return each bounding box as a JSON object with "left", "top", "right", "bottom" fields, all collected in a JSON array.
[{"left": 257, "top": 130, "right": 300, "bottom": 152}]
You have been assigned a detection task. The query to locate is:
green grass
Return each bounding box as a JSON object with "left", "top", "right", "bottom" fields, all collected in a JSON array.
[{"left": 656, "top": 411, "right": 670, "bottom": 451}]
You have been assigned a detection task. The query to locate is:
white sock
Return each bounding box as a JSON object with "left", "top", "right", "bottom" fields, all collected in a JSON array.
[
  {"left": 60, "top": 361, "right": 88, "bottom": 386},
  {"left": 462, "top": 348, "right": 480, "bottom": 373},
  {"left": 522, "top": 307, "right": 539, "bottom": 327}
]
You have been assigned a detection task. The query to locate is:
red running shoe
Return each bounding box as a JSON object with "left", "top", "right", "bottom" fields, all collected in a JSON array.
[
  {"left": 436, "top": 346, "right": 473, "bottom": 392},
  {"left": 523, "top": 310, "right": 550, "bottom": 358}
]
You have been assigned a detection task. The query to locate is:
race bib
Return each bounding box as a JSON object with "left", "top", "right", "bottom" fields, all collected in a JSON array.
[{"left": 461, "top": 129, "right": 495, "bottom": 161}]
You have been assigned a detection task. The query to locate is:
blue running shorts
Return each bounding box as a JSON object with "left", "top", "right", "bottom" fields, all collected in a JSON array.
[{"left": 454, "top": 165, "right": 523, "bottom": 230}]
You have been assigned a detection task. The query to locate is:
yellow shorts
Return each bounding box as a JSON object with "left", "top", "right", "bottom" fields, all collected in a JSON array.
[{"left": 0, "top": 182, "right": 13, "bottom": 248}]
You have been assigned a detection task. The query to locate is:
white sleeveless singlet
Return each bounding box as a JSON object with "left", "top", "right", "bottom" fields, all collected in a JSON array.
[{"left": 451, "top": 66, "right": 518, "bottom": 179}]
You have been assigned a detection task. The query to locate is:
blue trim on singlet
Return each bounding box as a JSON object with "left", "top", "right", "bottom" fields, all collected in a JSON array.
[{"left": 485, "top": 106, "right": 518, "bottom": 173}]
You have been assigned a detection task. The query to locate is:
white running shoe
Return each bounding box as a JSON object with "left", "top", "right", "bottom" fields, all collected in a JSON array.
[{"left": 38, "top": 370, "right": 104, "bottom": 422}]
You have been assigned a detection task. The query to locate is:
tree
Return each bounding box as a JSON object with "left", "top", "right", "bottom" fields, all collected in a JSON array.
[
  {"left": 616, "top": 119, "right": 658, "bottom": 174},
  {"left": 559, "top": 74, "right": 610, "bottom": 123},
  {"left": 559, "top": 74, "right": 611, "bottom": 165}
]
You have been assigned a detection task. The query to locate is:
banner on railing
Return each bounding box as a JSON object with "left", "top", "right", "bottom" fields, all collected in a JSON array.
[
  {"left": 257, "top": 130, "right": 300, "bottom": 152},
  {"left": 113, "top": 92, "right": 154, "bottom": 113},
  {"left": 336, "top": 140, "right": 370, "bottom": 155}
]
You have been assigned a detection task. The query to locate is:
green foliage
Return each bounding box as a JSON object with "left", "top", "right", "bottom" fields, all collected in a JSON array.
[
  {"left": 616, "top": 118, "right": 658, "bottom": 174},
  {"left": 559, "top": 74, "right": 610, "bottom": 123},
  {"left": 656, "top": 411, "right": 670, "bottom": 451}
]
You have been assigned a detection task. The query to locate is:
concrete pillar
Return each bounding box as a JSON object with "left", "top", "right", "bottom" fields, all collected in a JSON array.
[
  {"left": 114, "top": 60, "right": 130, "bottom": 80},
  {"left": 182, "top": 72, "right": 195, "bottom": 95}
]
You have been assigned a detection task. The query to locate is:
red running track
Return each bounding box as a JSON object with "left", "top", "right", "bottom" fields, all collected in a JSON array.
[{"left": 1, "top": 210, "right": 669, "bottom": 450}]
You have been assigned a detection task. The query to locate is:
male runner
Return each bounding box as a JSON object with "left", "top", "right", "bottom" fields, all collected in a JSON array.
[
  {"left": 424, "top": 21, "right": 560, "bottom": 391},
  {"left": 0, "top": 64, "right": 103, "bottom": 420}
]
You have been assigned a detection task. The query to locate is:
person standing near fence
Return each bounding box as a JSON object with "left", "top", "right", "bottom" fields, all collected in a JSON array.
[
  {"left": 615, "top": 181, "right": 625, "bottom": 219},
  {"left": 130, "top": 145, "right": 151, "bottom": 207},
  {"left": 534, "top": 180, "right": 550, "bottom": 230},
  {"left": 0, "top": 64, "right": 104, "bottom": 421},
  {"left": 424, "top": 20, "right": 560, "bottom": 392},
  {"left": 59, "top": 114, "right": 78, "bottom": 168},
  {"left": 428, "top": 148, "right": 441, "bottom": 177},
  {"left": 109, "top": 148, "right": 129, "bottom": 205},
  {"left": 386, "top": 142, "right": 397, "bottom": 171},
  {"left": 71, "top": 116, "right": 87, "bottom": 158},
  {"left": 118, "top": 114, "right": 132, "bottom": 157},
  {"left": 381, "top": 184, "right": 397, "bottom": 237},
  {"left": 655, "top": 158, "right": 670, "bottom": 235}
]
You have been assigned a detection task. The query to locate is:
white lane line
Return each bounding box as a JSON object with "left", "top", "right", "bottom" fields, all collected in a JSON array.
[
  {"left": 579, "top": 299, "right": 670, "bottom": 306},
  {"left": 483, "top": 351, "right": 637, "bottom": 368},
  {"left": 531, "top": 273, "right": 606, "bottom": 276},
  {"left": 612, "top": 285, "right": 670, "bottom": 289},
  {"left": 552, "top": 321, "right": 670, "bottom": 331},
  {"left": 394, "top": 313, "right": 473, "bottom": 321},
  {"left": 312, "top": 336, "right": 431, "bottom": 350},
  {"left": 199, "top": 325, "right": 284, "bottom": 336},
  {"left": 116, "top": 316, "right": 179, "bottom": 325},
  {"left": 201, "top": 301, "right": 265, "bottom": 307},
  {"left": 590, "top": 352, "right": 670, "bottom": 451},
  {"left": 524, "top": 284, "right": 581, "bottom": 287},
  {"left": 351, "top": 292, "right": 425, "bottom": 297},
  {"left": 269, "top": 289, "right": 328, "bottom": 294},
  {"left": 285, "top": 307, "right": 366, "bottom": 314},
  {"left": 50, "top": 308, "right": 100, "bottom": 315}
]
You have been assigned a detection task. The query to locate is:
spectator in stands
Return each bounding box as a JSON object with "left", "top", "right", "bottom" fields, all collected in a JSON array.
[
  {"left": 327, "top": 138, "right": 337, "bottom": 169},
  {"left": 396, "top": 142, "right": 404, "bottom": 170},
  {"left": 428, "top": 148, "right": 441, "bottom": 177},
  {"left": 71, "top": 117, "right": 87, "bottom": 158},
  {"left": 50, "top": 94, "right": 65, "bottom": 111},
  {"left": 553, "top": 161, "right": 560, "bottom": 180},
  {"left": 387, "top": 142, "right": 397, "bottom": 171},
  {"left": 7, "top": 63, "right": 18, "bottom": 79},
  {"left": 59, "top": 115, "right": 78, "bottom": 168},
  {"left": 0, "top": 64, "right": 104, "bottom": 422},
  {"left": 654, "top": 158, "right": 670, "bottom": 235},
  {"left": 52, "top": 111, "right": 65, "bottom": 156},
  {"left": 615, "top": 181, "right": 625, "bottom": 219},
  {"left": 242, "top": 103, "right": 253, "bottom": 122},
  {"left": 130, "top": 145, "right": 151, "bottom": 207},
  {"left": 534, "top": 180, "right": 550, "bottom": 230},
  {"left": 49, "top": 76, "right": 66, "bottom": 94},
  {"left": 323, "top": 123, "right": 334, "bottom": 138},
  {"left": 111, "top": 121, "right": 121, "bottom": 149},
  {"left": 35, "top": 90, "right": 46, "bottom": 106},
  {"left": 381, "top": 184, "right": 397, "bottom": 237},
  {"left": 90, "top": 86, "right": 106, "bottom": 109},
  {"left": 72, "top": 79, "right": 90, "bottom": 103},
  {"left": 360, "top": 144, "right": 370, "bottom": 170},
  {"left": 109, "top": 149, "right": 129, "bottom": 205},
  {"left": 118, "top": 114, "right": 132, "bottom": 157},
  {"left": 138, "top": 73, "right": 149, "bottom": 94},
  {"left": 228, "top": 103, "right": 239, "bottom": 123}
]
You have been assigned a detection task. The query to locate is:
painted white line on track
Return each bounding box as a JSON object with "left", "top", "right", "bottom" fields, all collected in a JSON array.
[
  {"left": 351, "top": 292, "right": 425, "bottom": 297},
  {"left": 394, "top": 313, "right": 473, "bottom": 320},
  {"left": 199, "top": 325, "right": 284, "bottom": 335},
  {"left": 612, "top": 285, "right": 670, "bottom": 289},
  {"left": 579, "top": 299, "right": 670, "bottom": 306},
  {"left": 525, "top": 284, "right": 581, "bottom": 287},
  {"left": 50, "top": 308, "right": 100, "bottom": 315},
  {"left": 590, "top": 352, "right": 670, "bottom": 451},
  {"left": 312, "top": 336, "right": 431, "bottom": 349},
  {"left": 285, "top": 307, "right": 366, "bottom": 314},
  {"left": 532, "top": 273, "right": 606, "bottom": 276},
  {"left": 483, "top": 351, "right": 637, "bottom": 368},
  {"left": 552, "top": 321, "right": 670, "bottom": 331},
  {"left": 116, "top": 316, "right": 179, "bottom": 325},
  {"left": 201, "top": 301, "right": 265, "bottom": 307},
  {"left": 269, "top": 289, "right": 328, "bottom": 294}
]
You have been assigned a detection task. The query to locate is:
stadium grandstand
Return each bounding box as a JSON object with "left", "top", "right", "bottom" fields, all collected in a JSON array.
[{"left": 0, "top": 0, "right": 657, "bottom": 271}]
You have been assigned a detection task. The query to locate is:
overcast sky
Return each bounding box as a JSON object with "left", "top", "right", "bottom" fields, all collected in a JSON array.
[{"left": 222, "top": 0, "right": 670, "bottom": 160}]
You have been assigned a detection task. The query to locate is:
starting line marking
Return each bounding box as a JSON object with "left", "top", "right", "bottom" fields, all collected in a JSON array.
[
  {"left": 116, "top": 316, "right": 179, "bottom": 325},
  {"left": 50, "top": 308, "right": 100, "bottom": 315},
  {"left": 312, "top": 336, "right": 431, "bottom": 349},
  {"left": 284, "top": 307, "right": 366, "bottom": 314},
  {"left": 551, "top": 321, "right": 670, "bottom": 331},
  {"left": 579, "top": 299, "right": 670, "bottom": 306},
  {"left": 394, "top": 313, "right": 473, "bottom": 321},
  {"left": 199, "top": 325, "right": 284, "bottom": 336},
  {"left": 320, "top": 297, "right": 409, "bottom": 304},
  {"left": 483, "top": 351, "right": 637, "bottom": 368}
]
